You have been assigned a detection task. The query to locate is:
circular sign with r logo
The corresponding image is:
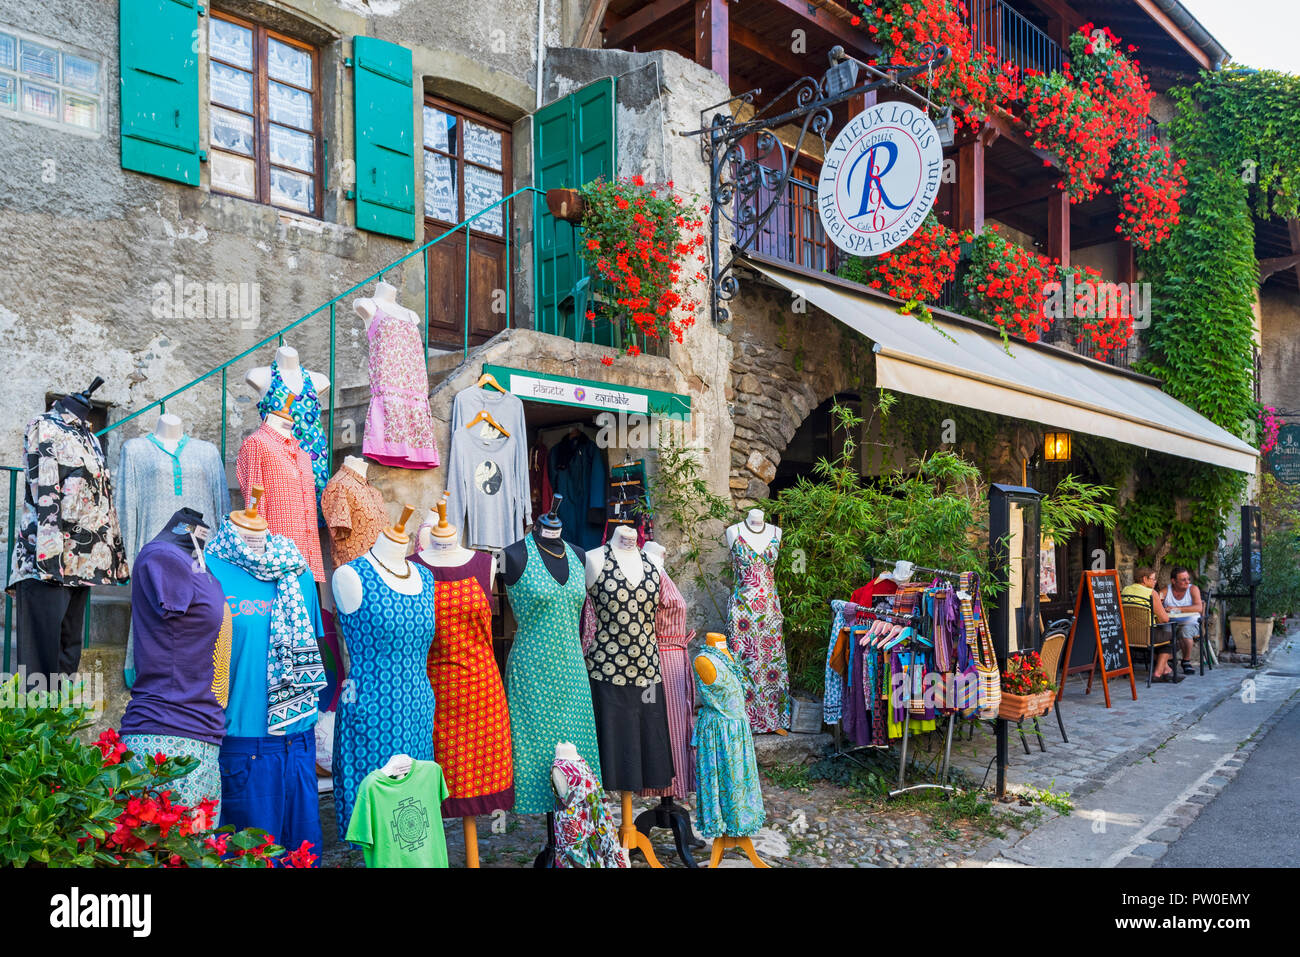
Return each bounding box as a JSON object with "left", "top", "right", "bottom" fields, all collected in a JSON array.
[{"left": 817, "top": 103, "right": 944, "bottom": 257}]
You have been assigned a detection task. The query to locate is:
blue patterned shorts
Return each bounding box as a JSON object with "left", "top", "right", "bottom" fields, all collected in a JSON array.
[{"left": 122, "top": 733, "right": 222, "bottom": 822}]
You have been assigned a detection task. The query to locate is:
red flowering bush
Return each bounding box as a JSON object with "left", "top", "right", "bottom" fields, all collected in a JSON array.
[
  {"left": 1020, "top": 73, "right": 1115, "bottom": 203},
  {"left": 1110, "top": 136, "right": 1187, "bottom": 249},
  {"left": 838, "top": 214, "right": 962, "bottom": 319},
  {"left": 1001, "top": 650, "right": 1055, "bottom": 695},
  {"left": 577, "top": 175, "right": 707, "bottom": 352},
  {"left": 0, "top": 687, "right": 312, "bottom": 868},
  {"left": 1054, "top": 263, "right": 1134, "bottom": 362},
  {"left": 1067, "top": 25, "right": 1154, "bottom": 141},
  {"left": 962, "top": 228, "right": 1053, "bottom": 343}
]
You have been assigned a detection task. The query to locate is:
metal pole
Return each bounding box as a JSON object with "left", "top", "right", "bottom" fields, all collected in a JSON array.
[
  {"left": 1250, "top": 583, "right": 1258, "bottom": 668},
  {"left": 220, "top": 367, "right": 228, "bottom": 463},
  {"left": 328, "top": 301, "right": 337, "bottom": 474},
  {"left": 463, "top": 225, "right": 472, "bottom": 358},
  {"left": 4, "top": 469, "right": 16, "bottom": 672}
]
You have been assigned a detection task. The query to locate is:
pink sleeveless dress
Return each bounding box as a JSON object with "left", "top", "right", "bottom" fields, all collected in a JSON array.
[{"left": 363, "top": 305, "right": 440, "bottom": 469}]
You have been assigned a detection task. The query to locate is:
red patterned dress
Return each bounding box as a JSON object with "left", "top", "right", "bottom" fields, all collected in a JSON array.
[{"left": 413, "top": 550, "right": 513, "bottom": 816}]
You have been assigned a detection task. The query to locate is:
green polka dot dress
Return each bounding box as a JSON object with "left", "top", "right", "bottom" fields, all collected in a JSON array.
[{"left": 504, "top": 536, "right": 602, "bottom": 814}]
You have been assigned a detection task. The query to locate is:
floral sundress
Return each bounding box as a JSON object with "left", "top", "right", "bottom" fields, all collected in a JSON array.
[
  {"left": 726, "top": 532, "right": 791, "bottom": 733},
  {"left": 551, "top": 754, "right": 627, "bottom": 868}
]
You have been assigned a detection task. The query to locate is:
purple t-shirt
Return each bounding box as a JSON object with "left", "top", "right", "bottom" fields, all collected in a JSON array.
[{"left": 120, "top": 532, "right": 231, "bottom": 745}]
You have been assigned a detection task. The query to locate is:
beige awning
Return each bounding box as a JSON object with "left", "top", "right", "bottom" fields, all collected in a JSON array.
[{"left": 749, "top": 260, "right": 1258, "bottom": 473}]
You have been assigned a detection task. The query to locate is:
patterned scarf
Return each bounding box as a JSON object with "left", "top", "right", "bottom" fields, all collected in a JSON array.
[{"left": 206, "top": 519, "right": 325, "bottom": 735}]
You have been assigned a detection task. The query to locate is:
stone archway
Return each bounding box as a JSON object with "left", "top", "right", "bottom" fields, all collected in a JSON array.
[{"left": 726, "top": 287, "right": 871, "bottom": 509}]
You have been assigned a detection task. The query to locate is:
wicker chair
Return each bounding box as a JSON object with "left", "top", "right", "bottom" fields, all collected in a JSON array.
[
  {"left": 1039, "top": 631, "right": 1069, "bottom": 744},
  {"left": 1123, "top": 604, "right": 1171, "bottom": 687}
]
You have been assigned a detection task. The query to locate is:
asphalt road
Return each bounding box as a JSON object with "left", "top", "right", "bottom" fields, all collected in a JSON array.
[{"left": 1157, "top": 693, "right": 1300, "bottom": 868}]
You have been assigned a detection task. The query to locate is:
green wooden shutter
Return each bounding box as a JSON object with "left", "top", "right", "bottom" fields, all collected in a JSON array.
[
  {"left": 119, "top": 0, "right": 200, "bottom": 185},
  {"left": 534, "top": 77, "right": 616, "bottom": 337},
  {"left": 352, "top": 36, "right": 415, "bottom": 241}
]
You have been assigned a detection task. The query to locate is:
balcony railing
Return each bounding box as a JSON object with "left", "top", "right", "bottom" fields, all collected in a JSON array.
[
  {"left": 965, "top": 0, "right": 1064, "bottom": 76},
  {"left": 736, "top": 174, "right": 846, "bottom": 275}
]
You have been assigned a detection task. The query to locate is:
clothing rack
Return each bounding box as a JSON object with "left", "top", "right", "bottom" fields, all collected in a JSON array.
[{"left": 865, "top": 555, "right": 963, "bottom": 581}]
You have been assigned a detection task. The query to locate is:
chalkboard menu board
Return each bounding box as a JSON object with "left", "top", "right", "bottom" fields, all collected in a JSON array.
[
  {"left": 1062, "top": 570, "right": 1137, "bottom": 708},
  {"left": 1267, "top": 424, "right": 1300, "bottom": 486}
]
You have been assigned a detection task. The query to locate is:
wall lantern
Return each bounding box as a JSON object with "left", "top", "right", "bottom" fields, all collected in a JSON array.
[{"left": 1044, "top": 431, "right": 1072, "bottom": 462}]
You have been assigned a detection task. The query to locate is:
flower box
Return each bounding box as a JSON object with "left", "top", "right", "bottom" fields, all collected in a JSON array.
[
  {"left": 998, "top": 690, "right": 1055, "bottom": 721},
  {"left": 1227, "top": 616, "right": 1273, "bottom": 655}
]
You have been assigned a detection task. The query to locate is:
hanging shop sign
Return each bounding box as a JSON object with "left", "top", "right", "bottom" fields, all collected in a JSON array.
[
  {"left": 1266, "top": 423, "right": 1300, "bottom": 485},
  {"left": 817, "top": 103, "right": 944, "bottom": 257},
  {"left": 481, "top": 365, "right": 691, "bottom": 419}
]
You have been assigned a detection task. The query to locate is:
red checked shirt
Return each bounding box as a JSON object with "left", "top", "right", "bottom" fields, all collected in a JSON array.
[{"left": 235, "top": 422, "right": 325, "bottom": 582}]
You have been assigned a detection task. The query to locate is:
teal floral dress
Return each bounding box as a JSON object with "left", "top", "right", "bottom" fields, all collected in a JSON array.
[
  {"left": 504, "top": 536, "right": 602, "bottom": 814},
  {"left": 692, "top": 644, "right": 765, "bottom": 838},
  {"left": 727, "top": 534, "right": 791, "bottom": 732},
  {"left": 256, "top": 361, "right": 330, "bottom": 498}
]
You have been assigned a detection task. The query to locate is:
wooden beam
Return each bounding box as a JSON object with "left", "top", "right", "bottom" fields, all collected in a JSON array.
[
  {"left": 1117, "top": 239, "right": 1136, "bottom": 286},
  {"left": 1024, "top": 0, "right": 1085, "bottom": 31},
  {"left": 603, "top": 0, "right": 694, "bottom": 49},
  {"left": 986, "top": 180, "right": 1065, "bottom": 216},
  {"left": 956, "top": 136, "right": 985, "bottom": 233},
  {"left": 731, "top": 21, "right": 805, "bottom": 79},
  {"left": 1048, "top": 189, "right": 1070, "bottom": 266},
  {"left": 695, "top": 0, "right": 729, "bottom": 81},
  {"left": 1131, "top": 0, "right": 1212, "bottom": 70},
  {"left": 1259, "top": 253, "right": 1300, "bottom": 282},
  {"left": 577, "top": 0, "right": 613, "bottom": 48},
  {"left": 762, "top": 0, "right": 880, "bottom": 58}
]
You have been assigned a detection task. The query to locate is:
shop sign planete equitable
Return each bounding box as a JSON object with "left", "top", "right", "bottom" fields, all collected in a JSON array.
[{"left": 818, "top": 102, "right": 943, "bottom": 257}]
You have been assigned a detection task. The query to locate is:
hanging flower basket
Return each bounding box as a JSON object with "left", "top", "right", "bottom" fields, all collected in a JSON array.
[
  {"left": 998, "top": 690, "right": 1055, "bottom": 721},
  {"left": 545, "top": 187, "right": 586, "bottom": 223}
]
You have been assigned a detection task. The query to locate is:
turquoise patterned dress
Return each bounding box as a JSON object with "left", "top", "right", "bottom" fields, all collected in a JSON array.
[
  {"left": 505, "top": 536, "right": 602, "bottom": 814},
  {"left": 256, "top": 360, "right": 330, "bottom": 498},
  {"left": 333, "top": 559, "right": 437, "bottom": 837},
  {"left": 692, "top": 644, "right": 765, "bottom": 838}
]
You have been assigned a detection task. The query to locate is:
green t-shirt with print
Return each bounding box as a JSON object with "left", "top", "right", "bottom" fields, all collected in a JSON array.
[{"left": 345, "top": 760, "right": 450, "bottom": 868}]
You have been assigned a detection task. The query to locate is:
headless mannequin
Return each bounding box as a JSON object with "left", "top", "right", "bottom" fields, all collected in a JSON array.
[
  {"left": 246, "top": 345, "right": 330, "bottom": 399},
  {"left": 503, "top": 496, "right": 585, "bottom": 588},
  {"left": 419, "top": 499, "right": 495, "bottom": 870},
  {"left": 632, "top": 539, "right": 703, "bottom": 867},
  {"left": 694, "top": 632, "right": 770, "bottom": 869},
  {"left": 724, "top": 508, "right": 781, "bottom": 552},
  {"left": 724, "top": 509, "right": 786, "bottom": 735},
  {"left": 551, "top": 741, "right": 579, "bottom": 800},
  {"left": 331, "top": 506, "right": 421, "bottom": 615},
  {"left": 230, "top": 486, "right": 269, "bottom": 555},
  {"left": 342, "top": 454, "right": 368, "bottom": 482},
  {"left": 584, "top": 522, "right": 666, "bottom": 868},
  {"left": 153, "top": 412, "right": 183, "bottom": 452},
  {"left": 354, "top": 279, "right": 420, "bottom": 329},
  {"left": 585, "top": 524, "right": 643, "bottom": 590},
  {"left": 264, "top": 399, "right": 297, "bottom": 441}
]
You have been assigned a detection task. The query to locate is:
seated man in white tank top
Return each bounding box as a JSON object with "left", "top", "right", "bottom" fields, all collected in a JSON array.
[{"left": 1159, "top": 566, "right": 1202, "bottom": 676}]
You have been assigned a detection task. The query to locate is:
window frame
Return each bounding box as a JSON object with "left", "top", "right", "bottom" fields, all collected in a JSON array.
[
  {"left": 207, "top": 9, "right": 323, "bottom": 218},
  {"left": 0, "top": 24, "right": 103, "bottom": 137},
  {"left": 421, "top": 95, "right": 512, "bottom": 238}
]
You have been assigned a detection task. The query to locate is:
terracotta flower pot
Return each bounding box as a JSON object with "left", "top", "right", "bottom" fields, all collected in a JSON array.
[
  {"left": 998, "top": 690, "right": 1054, "bottom": 721},
  {"left": 546, "top": 188, "right": 586, "bottom": 223}
]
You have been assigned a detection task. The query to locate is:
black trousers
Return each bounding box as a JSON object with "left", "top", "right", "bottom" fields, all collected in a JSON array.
[{"left": 15, "top": 579, "right": 90, "bottom": 679}]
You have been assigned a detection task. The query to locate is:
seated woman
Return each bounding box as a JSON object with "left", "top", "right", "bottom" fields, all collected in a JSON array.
[
  {"left": 1121, "top": 566, "right": 1177, "bottom": 682},
  {"left": 1159, "top": 566, "right": 1203, "bottom": 676}
]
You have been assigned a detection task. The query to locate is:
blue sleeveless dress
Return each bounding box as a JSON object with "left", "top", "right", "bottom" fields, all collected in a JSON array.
[
  {"left": 504, "top": 535, "right": 602, "bottom": 814},
  {"left": 693, "top": 644, "right": 765, "bottom": 838},
  {"left": 333, "top": 558, "right": 437, "bottom": 836}
]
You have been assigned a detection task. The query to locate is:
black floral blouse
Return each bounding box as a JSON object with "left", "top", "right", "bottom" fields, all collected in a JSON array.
[
  {"left": 586, "top": 550, "right": 662, "bottom": 688},
  {"left": 9, "top": 408, "right": 128, "bottom": 588}
]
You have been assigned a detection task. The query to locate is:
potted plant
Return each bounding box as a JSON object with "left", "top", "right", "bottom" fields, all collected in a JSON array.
[
  {"left": 545, "top": 187, "right": 585, "bottom": 223},
  {"left": 998, "top": 650, "right": 1056, "bottom": 720},
  {"left": 575, "top": 175, "right": 708, "bottom": 352}
]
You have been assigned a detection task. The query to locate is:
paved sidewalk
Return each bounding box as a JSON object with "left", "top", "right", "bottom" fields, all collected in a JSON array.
[
  {"left": 945, "top": 636, "right": 1287, "bottom": 801},
  {"left": 962, "top": 632, "right": 1300, "bottom": 867}
]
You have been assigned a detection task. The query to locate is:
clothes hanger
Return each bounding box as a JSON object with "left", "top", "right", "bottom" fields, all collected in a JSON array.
[
  {"left": 477, "top": 371, "right": 508, "bottom": 394},
  {"left": 465, "top": 408, "right": 510, "bottom": 437},
  {"left": 380, "top": 753, "right": 413, "bottom": 778}
]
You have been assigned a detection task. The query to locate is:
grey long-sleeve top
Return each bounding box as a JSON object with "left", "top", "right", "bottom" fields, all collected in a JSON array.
[{"left": 446, "top": 387, "right": 531, "bottom": 549}]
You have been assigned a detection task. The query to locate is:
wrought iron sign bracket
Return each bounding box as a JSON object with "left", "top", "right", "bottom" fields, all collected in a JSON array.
[{"left": 683, "top": 45, "right": 950, "bottom": 324}]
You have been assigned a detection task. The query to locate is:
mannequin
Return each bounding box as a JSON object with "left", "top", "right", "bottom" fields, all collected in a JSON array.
[
  {"left": 633, "top": 538, "right": 704, "bottom": 867},
  {"left": 342, "top": 455, "right": 368, "bottom": 482},
  {"left": 413, "top": 497, "right": 509, "bottom": 868},
  {"left": 153, "top": 412, "right": 183, "bottom": 452},
  {"left": 354, "top": 279, "right": 420, "bottom": 327},
  {"left": 551, "top": 742, "right": 580, "bottom": 800},
  {"left": 332, "top": 505, "right": 422, "bottom": 614},
  {"left": 503, "top": 495, "right": 585, "bottom": 587},
  {"left": 230, "top": 485, "right": 269, "bottom": 553},
  {"left": 584, "top": 524, "right": 644, "bottom": 590},
  {"left": 245, "top": 344, "right": 330, "bottom": 398},
  {"left": 265, "top": 396, "right": 296, "bottom": 440},
  {"left": 694, "top": 633, "right": 769, "bottom": 869},
  {"left": 724, "top": 508, "right": 781, "bottom": 552},
  {"left": 725, "top": 507, "right": 790, "bottom": 736},
  {"left": 330, "top": 504, "right": 437, "bottom": 840}
]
